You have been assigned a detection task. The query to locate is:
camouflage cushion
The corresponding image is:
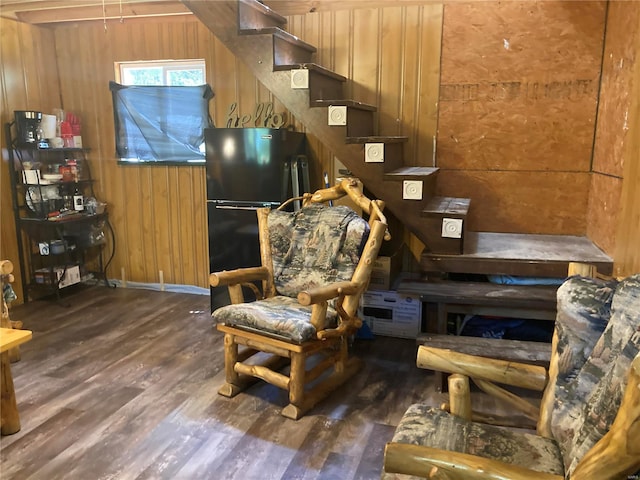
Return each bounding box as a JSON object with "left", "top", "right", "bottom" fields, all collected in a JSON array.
[
  {"left": 212, "top": 295, "right": 339, "bottom": 343},
  {"left": 552, "top": 274, "right": 640, "bottom": 476},
  {"left": 553, "top": 276, "right": 617, "bottom": 393},
  {"left": 213, "top": 204, "right": 369, "bottom": 344},
  {"left": 269, "top": 204, "right": 369, "bottom": 298},
  {"left": 390, "top": 404, "right": 564, "bottom": 476}
]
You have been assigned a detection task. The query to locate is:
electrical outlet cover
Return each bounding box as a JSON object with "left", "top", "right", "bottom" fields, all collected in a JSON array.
[
  {"left": 442, "top": 218, "right": 463, "bottom": 238},
  {"left": 328, "top": 106, "right": 347, "bottom": 126},
  {"left": 365, "top": 143, "right": 384, "bottom": 163},
  {"left": 403, "top": 180, "right": 423, "bottom": 200},
  {"left": 290, "top": 69, "right": 309, "bottom": 89}
]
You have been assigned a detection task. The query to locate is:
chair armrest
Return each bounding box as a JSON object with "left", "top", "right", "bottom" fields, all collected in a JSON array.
[
  {"left": 297, "top": 281, "right": 363, "bottom": 339},
  {"left": 297, "top": 281, "right": 361, "bottom": 306},
  {"left": 417, "top": 345, "right": 548, "bottom": 391},
  {"left": 384, "top": 443, "right": 563, "bottom": 480},
  {"left": 209, "top": 267, "right": 270, "bottom": 287}
]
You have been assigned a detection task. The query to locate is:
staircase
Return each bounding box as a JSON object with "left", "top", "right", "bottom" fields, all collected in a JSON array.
[{"left": 183, "top": 0, "right": 470, "bottom": 256}]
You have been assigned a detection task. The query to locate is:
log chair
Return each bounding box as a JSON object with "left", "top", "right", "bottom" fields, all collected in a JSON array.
[
  {"left": 210, "top": 178, "right": 389, "bottom": 419},
  {"left": 383, "top": 264, "right": 640, "bottom": 479}
]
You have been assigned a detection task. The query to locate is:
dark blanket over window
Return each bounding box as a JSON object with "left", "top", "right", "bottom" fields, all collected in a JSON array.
[{"left": 110, "top": 81, "right": 214, "bottom": 163}]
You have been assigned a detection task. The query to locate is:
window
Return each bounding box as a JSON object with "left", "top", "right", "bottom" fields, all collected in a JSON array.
[
  {"left": 118, "top": 60, "right": 206, "bottom": 87},
  {"left": 112, "top": 59, "right": 213, "bottom": 165}
]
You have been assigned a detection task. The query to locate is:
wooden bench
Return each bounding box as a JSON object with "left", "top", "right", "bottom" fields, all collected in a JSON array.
[
  {"left": 1, "top": 327, "right": 32, "bottom": 435},
  {"left": 398, "top": 279, "right": 558, "bottom": 333},
  {"left": 398, "top": 279, "right": 558, "bottom": 390}
]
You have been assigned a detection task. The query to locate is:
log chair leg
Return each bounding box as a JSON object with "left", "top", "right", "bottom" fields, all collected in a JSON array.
[
  {"left": 1, "top": 351, "right": 21, "bottom": 435},
  {"left": 448, "top": 374, "right": 472, "bottom": 420},
  {"left": 282, "top": 338, "right": 362, "bottom": 420},
  {"left": 283, "top": 351, "right": 306, "bottom": 419},
  {"left": 218, "top": 333, "right": 245, "bottom": 397}
]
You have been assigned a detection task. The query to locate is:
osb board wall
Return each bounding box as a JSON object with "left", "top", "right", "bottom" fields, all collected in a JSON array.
[
  {"left": 588, "top": 1, "right": 639, "bottom": 257},
  {"left": 437, "top": 1, "right": 607, "bottom": 234},
  {"left": 0, "top": 18, "right": 63, "bottom": 302}
]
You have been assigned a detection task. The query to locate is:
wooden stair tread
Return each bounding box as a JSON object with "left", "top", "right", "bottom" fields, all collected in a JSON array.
[
  {"left": 240, "top": 27, "right": 317, "bottom": 53},
  {"left": 240, "top": 0, "right": 287, "bottom": 24},
  {"left": 274, "top": 63, "right": 346, "bottom": 82},
  {"left": 423, "top": 196, "right": 470, "bottom": 217},
  {"left": 239, "top": 0, "right": 287, "bottom": 30},
  {"left": 385, "top": 166, "right": 438, "bottom": 178},
  {"left": 312, "top": 99, "right": 377, "bottom": 111},
  {"left": 421, "top": 232, "right": 614, "bottom": 277},
  {"left": 345, "top": 136, "right": 409, "bottom": 144}
]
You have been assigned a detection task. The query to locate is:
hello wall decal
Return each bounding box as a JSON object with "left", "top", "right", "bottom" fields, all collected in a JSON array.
[{"left": 225, "top": 102, "right": 288, "bottom": 129}]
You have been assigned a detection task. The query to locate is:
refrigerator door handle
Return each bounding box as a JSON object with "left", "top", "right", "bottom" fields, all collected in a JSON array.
[{"left": 210, "top": 203, "right": 264, "bottom": 212}]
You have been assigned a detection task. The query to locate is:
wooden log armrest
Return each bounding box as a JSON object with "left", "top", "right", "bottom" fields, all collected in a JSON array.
[
  {"left": 209, "top": 266, "right": 270, "bottom": 287},
  {"left": 417, "top": 345, "right": 548, "bottom": 391},
  {"left": 297, "top": 281, "right": 365, "bottom": 340},
  {"left": 384, "top": 443, "right": 563, "bottom": 480},
  {"left": 297, "top": 281, "right": 362, "bottom": 306}
]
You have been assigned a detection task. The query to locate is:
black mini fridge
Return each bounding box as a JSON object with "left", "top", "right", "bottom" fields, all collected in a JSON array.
[{"left": 205, "top": 127, "right": 307, "bottom": 311}]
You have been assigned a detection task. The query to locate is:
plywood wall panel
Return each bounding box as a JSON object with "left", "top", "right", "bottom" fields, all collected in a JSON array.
[
  {"left": 612, "top": 9, "right": 640, "bottom": 277},
  {"left": 438, "top": 94, "right": 598, "bottom": 171},
  {"left": 587, "top": 2, "right": 639, "bottom": 262},
  {"left": 437, "top": 1, "right": 605, "bottom": 234},
  {"left": 438, "top": 1, "right": 604, "bottom": 173},
  {"left": 587, "top": 173, "right": 622, "bottom": 256},
  {"left": 440, "top": 2, "right": 606, "bottom": 83},
  {"left": 591, "top": 1, "right": 639, "bottom": 178},
  {"left": 436, "top": 170, "right": 590, "bottom": 235}
]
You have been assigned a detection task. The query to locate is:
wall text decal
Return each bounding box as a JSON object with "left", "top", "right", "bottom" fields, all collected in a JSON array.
[{"left": 225, "top": 102, "right": 288, "bottom": 129}]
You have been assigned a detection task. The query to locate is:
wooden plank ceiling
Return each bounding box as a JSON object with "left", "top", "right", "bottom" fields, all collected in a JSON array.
[{"left": 0, "top": 0, "right": 434, "bottom": 24}]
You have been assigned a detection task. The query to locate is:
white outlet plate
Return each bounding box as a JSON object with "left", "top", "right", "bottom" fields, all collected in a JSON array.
[
  {"left": 328, "top": 106, "right": 347, "bottom": 126},
  {"left": 365, "top": 143, "right": 384, "bottom": 163},
  {"left": 403, "top": 180, "right": 423, "bottom": 200},
  {"left": 442, "top": 218, "right": 463, "bottom": 238},
  {"left": 290, "top": 69, "right": 309, "bottom": 89}
]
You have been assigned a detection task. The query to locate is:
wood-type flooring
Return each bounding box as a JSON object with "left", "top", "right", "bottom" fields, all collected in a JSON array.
[{"left": 0, "top": 286, "right": 531, "bottom": 480}]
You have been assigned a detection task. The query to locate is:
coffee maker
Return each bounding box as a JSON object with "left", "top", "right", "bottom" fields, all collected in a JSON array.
[{"left": 14, "top": 110, "right": 43, "bottom": 146}]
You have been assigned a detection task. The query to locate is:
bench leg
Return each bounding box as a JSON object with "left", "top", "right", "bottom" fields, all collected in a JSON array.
[{"left": 1, "top": 351, "right": 21, "bottom": 435}]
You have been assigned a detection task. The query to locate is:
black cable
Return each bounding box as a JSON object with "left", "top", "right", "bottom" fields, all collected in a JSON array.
[{"left": 104, "top": 217, "right": 116, "bottom": 288}]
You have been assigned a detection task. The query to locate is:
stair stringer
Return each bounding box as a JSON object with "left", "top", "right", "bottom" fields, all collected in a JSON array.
[{"left": 183, "top": 0, "right": 447, "bottom": 253}]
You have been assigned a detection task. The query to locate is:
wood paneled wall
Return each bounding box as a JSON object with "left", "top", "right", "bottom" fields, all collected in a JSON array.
[
  {"left": 0, "top": 18, "right": 63, "bottom": 302},
  {"left": 44, "top": 5, "right": 443, "bottom": 293},
  {"left": 50, "top": 16, "right": 263, "bottom": 290}
]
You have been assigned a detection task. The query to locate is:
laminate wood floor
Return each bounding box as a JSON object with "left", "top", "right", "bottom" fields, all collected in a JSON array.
[{"left": 0, "top": 286, "right": 526, "bottom": 480}]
